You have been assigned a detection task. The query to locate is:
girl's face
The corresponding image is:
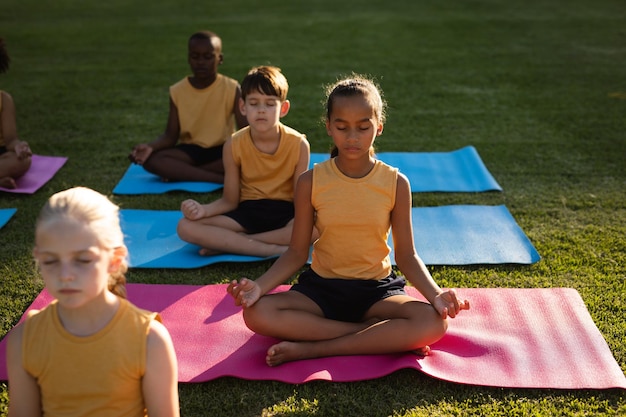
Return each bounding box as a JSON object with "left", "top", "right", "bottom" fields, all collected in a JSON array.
[
  {"left": 34, "top": 217, "right": 115, "bottom": 310},
  {"left": 326, "top": 95, "right": 383, "bottom": 159}
]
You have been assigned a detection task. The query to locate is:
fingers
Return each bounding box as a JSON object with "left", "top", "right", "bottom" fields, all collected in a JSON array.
[
  {"left": 447, "top": 289, "right": 460, "bottom": 316},
  {"left": 180, "top": 200, "right": 201, "bottom": 219},
  {"left": 15, "top": 143, "right": 32, "bottom": 159},
  {"left": 439, "top": 289, "right": 470, "bottom": 319},
  {"left": 227, "top": 278, "right": 252, "bottom": 307}
]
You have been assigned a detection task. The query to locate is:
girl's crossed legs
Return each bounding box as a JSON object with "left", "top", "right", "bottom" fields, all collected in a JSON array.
[{"left": 242, "top": 273, "right": 447, "bottom": 366}]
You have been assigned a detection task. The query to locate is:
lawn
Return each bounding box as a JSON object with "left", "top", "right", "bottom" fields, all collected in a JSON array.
[{"left": 1, "top": 0, "right": 625, "bottom": 415}]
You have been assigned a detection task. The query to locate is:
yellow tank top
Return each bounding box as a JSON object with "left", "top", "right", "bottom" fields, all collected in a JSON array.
[
  {"left": 230, "top": 123, "right": 308, "bottom": 202},
  {"left": 22, "top": 298, "right": 161, "bottom": 417},
  {"left": 311, "top": 158, "right": 398, "bottom": 280},
  {"left": 170, "top": 73, "right": 238, "bottom": 148}
]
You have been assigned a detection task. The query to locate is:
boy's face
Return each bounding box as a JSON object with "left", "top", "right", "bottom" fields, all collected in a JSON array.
[
  {"left": 240, "top": 91, "right": 289, "bottom": 134},
  {"left": 188, "top": 37, "right": 222, "bottom": 81}
]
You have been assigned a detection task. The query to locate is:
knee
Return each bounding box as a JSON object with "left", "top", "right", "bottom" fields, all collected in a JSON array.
[
  {"left": 176, "top": 218, "right": 194, "bottom": 242},
  {"left": 429, "top": 315, "right": 448, "bottom": 344},
  {"left": 439, "top": 316, "right": 449, "bottom": 336},
  {"left": 141, "top": 152, "right": 161, "bottom": 173},
  {"left": 241, "top": 304, "right": 274, "bottom": 336}
]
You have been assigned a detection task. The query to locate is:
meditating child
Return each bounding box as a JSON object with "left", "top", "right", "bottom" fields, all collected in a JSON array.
[
  {"left": 228, "top": 74, "right": 470, "bottom": 366},
  {"left": 177, "top": 65, "right": 310, "bottom": 257},
  {"left": 0, "top": 37, "right": 32, "bottom": 189},
  {"left": 129, "top": 30, "right": 248, "bottom": 183},
  {"left": 7, "top": 187, "right": 180, "bottom": 416}
]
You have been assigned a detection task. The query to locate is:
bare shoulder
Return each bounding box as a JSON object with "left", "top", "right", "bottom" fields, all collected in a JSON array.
[
  {"left": 298, "top": 168, "right": 314, "bottom": 183},
  {"left": 7, "top": 321, "right": 25, "bottom": 350},
  {"left": 1, "top": 90, "right": 14, "bottom": 106},
  {"left": 393, "top": 171, "right": 411, "bottom": 199},
  {"left": 147, "top": 319, "right": 173, "bottom": 346},
  {"left": 6, "top": 321, "right": 26, "bottom": 367},
  {"left": 396, "top": 170, "right": 410, "bottom": 188}
]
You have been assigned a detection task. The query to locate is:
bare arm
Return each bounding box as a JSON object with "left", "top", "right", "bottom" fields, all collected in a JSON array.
[
  {"left": 232, "top": 86, "right": 248, "bottom": 130},
  {"left": 142, "top": 320, "right": 180, "bottom": 417},
  {"left": 130, "top": 97, "right": 180, "bottom": 164},
  {"left": 391, "top": 173, "right": 469, "bottom": 317},
  {"left": 292, "top": 138, "right": 310, "bottom": 192},
  {"left": 1, "top": 91, "right": 31, "bottom": 159},
  {"left": 229, "top": 170, "right": 315, "bottom": 306},
  {"left": 180, "top": 138, "right": 240, "bottom": 219},
  {"left": 7, "top": 323, "right": 43, "bottom": 417}
]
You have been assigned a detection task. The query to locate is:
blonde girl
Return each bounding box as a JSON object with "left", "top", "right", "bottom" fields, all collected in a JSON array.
[{"left": 7, "top": 187, "right": 179, "bottom": 416}]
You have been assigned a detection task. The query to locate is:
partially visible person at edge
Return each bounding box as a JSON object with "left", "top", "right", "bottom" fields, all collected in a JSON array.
[
  {"left": 227, "top": 74, "right": 470, "bottom": 366},
  {"left": 129, "top": 30, "right": 247, "bottom": 183},
  {"left": 7, "top": 187, "right": 180, "bottom": 417},
  {"left": 0, "top": 37, "right": 32, "bottom": 189},
  {"left": 177, "top": 65, "right": 314, "bottom": 257}
]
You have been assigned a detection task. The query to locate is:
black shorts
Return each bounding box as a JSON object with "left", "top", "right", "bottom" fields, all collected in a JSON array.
[
  {"left": 176, "top": 143, "right": 223, "bottom": 165},
  {"left": 290, "top": 268, "right": 407, "bottom": 322},
  {"left": 0, "top": 146, "right": 6, "bottom": 155},
  {"left": 223, "top": 199, "right": 294, "bottom": 234}
]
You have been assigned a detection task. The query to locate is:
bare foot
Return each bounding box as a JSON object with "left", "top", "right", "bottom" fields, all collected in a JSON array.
[
  {"left": 198, "top": 247, "right": 222, "bottom": 256},
  {"left": 266, "top": 341, "right": 316, "bottom": 367},
  {"left": 411, "top": 345, "right": 431, "bottom": 356},
  {"left": 0, "top": 177, "right": 17, "bottom": 189}
]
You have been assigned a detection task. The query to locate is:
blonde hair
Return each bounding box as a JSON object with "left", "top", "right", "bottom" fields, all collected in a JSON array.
[{"left": 36, "top": 187, "right": 128, "bottom": 298}]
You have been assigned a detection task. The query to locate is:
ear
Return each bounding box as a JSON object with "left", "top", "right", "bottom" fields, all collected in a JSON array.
[
  {"left": 108, "top": 246, "right": 128, "bottom": 273},
  {"left": 279, "top": 100, "right": 291, "bottom": 117},
  {"left": 218, "top": 53, "right": 224, "bottom": 65},
  {"left": 325, "top": 119, "right": 332, "bottom": 136},
  {"left": 238, "top": 97, "right": 247, "bottom": 116},
  {"left": 376, "top": 123, "right": 384, "bottom": 136}
]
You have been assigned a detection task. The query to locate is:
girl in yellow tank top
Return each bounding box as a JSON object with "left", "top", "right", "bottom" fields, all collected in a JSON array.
[
  {"left": 6, "top": 187, "right": 180, "bottom": 416},
  {"left": 227, "top": 74, "right": 469, "bottom": 367}
]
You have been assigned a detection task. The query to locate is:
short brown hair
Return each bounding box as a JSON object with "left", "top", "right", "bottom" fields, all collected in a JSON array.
[{"left": 240, "top": 66, "right": 289, "bottom": 101}]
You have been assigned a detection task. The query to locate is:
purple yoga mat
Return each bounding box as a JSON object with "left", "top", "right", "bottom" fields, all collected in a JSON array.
[{"left": 0, "top": 155, "right": 67, "bottom": 194}]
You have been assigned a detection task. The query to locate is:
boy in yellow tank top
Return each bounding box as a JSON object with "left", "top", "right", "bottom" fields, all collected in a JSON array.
[
  {"left": 177, "top": 66, "right": 312, "bottom": 257},
  {"left": 128, "top": 30, "right": 248, "bottom": 183}
]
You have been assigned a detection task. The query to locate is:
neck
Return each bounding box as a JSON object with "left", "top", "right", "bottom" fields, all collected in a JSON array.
[
  {"left": 189, "top": 74, "right": 217, "bottom": 89},
  {"left": 250, "top": 125, "right": 281, "bottom": 154},
  {"left": 57, "top": 291, "right": 120, "bottom": 337},
  {"left": 334, "top": 154, "right": 375, "bottom": 178}
]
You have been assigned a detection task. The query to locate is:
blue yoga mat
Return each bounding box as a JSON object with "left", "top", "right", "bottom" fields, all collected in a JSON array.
[
  {"left": 394, "top": 205, "right": 540, "bottom": 265},
  {"left": 312, "top": 146, "right": 501, "bottom": 193},
  {"left": 120, "top": 205, "right": 538, "bottom": 269},
  {"left": 120, "top": 209, "right": 276, "bottom": 268},
  {"left": 113, "top": 146, "right": 500, "bottom": 195},
  {"left": 113, "top": 164, "right": 224, "bottom": 195},
  {"left": 0, "top": 208, "right": 17, "bottom": 229}
]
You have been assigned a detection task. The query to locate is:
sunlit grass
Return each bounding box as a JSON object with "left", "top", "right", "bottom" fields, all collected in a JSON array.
[{"left": 1, "top": 0, "right": 624, "bottom": 415}]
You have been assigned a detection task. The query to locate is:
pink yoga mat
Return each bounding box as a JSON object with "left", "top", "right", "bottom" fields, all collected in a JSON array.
[
  {"left": 1, "top": 284, "right": 624, "bottom": 389},
  {"left": 0, "top": 154, "right": 67, "bottom": 194}
]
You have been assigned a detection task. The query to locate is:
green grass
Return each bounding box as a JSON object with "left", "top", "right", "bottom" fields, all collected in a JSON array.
[{"left": 1, "top": 0, "right": 625, "bottom": 415}]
